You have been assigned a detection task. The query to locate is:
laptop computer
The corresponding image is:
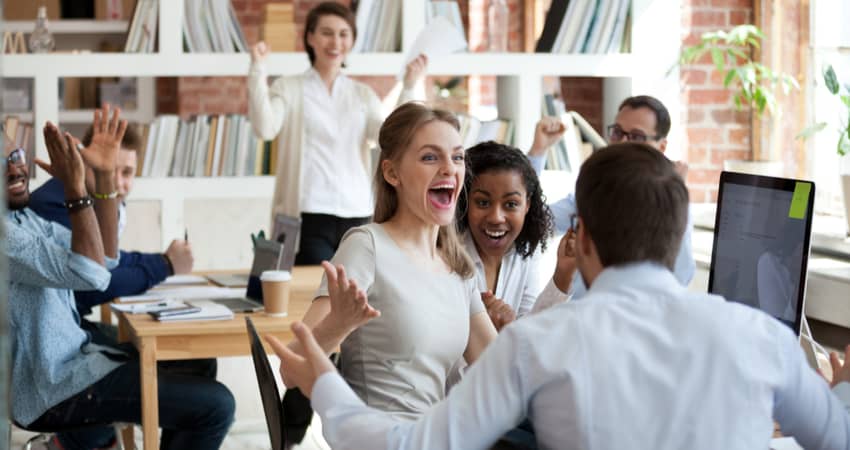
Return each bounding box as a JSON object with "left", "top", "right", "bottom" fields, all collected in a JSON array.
[
  {"left": 271, "top": 213, "right": 302, "bottom": 272},
  {"left": 209, "top": 239, "right": 285, "bottom": 313},
  {"left": 245, "top": 317, "right": 286, "bottom": 450},
  {"left": 707, "top": 171, "right": 815, "bottom": 336}
]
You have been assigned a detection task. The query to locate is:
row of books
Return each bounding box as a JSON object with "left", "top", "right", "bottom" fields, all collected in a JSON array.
[
  {"left": 138, "top": 115, "right": 277, "bottom": 178},
  {"left": 542, "top": 94, "right": 605, "bottom": 172},
  {"left": 3, "top": 116, "right": 36, "bottom": 179},
  {"left": 352, "top": 0, "right": 402, "bottom": 52},
  {"left": 183, "top": 0, "right": 248, "bottom": 53},
  {"left": 124, "top": 0, "right": 158, "bottom": 53},
  {"left": 261, "top": 3, "right": 296, "bottom": 52},
  {"left": 458, "top": 114, "right": 515, "bottom": 149},
  {"left": 536, "top": 0, "right": 632, "bottom": 54}
]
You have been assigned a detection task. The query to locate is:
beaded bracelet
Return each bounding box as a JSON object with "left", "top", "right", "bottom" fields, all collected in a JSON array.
[
  {"left": 65, "top": 196, "right": 93, "bottom": 213},
  {"left": 92, "top": 191, "right": 119, "bottom": 200}
]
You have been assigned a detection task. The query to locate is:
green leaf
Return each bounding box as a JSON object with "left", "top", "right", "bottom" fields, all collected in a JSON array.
[
  {"left": 754, "top": 89, "right": 768, "bottom": 115},
  {"left": 824, "top": 65, "right": 840, "bottom": 94},
  {"left": 727, "top": 47, "right": 749, "bottom": 62},
  {"left": 841, "top": 95, "right": 850, "bottom": 108},
  {"left": 733, "top": 93, "right": 743, "bottom": 110},
  {"left": 710, "top": 47, "right": 725, "bottom": 72},
  {"left": 723, "top": 68, "right": 738, "bottom": 87},
  {"left": 795, "top": 122, "right": 828, "bottom": 140},
  {"left": 839, "top": 134, "right": 850, "bottom": 157}
]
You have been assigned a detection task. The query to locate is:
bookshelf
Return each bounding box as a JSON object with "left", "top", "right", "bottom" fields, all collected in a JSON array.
[{"left": 0, "top": 0, "right": 681, "bottom": 262}]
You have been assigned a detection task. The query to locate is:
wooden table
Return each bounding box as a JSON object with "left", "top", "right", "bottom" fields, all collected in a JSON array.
[{"left": 115, "top": 265, "right": 324, "bottom": 450}]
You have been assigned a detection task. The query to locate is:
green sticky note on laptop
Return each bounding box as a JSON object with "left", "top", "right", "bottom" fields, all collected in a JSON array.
[{"left": 788, "top": 182, "right": 811, "bottom": 219}]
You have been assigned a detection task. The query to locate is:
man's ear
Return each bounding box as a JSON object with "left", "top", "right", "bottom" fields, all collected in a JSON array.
[
  {"left": 381, "top": 159, "right": 400, "bottom": 187},
  {"left": 657, "top": 137, "right": 668, "bottom": 153},
  {"left": 577, "top": 218, "right": 594, "bottom": 257}
]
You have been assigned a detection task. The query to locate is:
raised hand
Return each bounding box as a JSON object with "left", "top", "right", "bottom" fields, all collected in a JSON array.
[
  {"left": 481, "top": 291, "right": 516, "bottom": 331},
  {"left": 266, "top": 322, "right": 336, "bottom": 397},
  {"left": 322, "top": 261, "right": 381, "bottom": 334},
  {"left": 674, "top": 160, "right": 689, "bottom": 178},
  {"left": 37, "top": 122, "right": 87, "bottom": 198},
  {"left": 403, "top": 54, "right": 428, "bottom": 89},
  {"left": 553, "top": 230, "right": 577, "bottom": 293},
  {"left": 529, "top": 116, "right": 566, "bottom": 156},
  {"left": 251, "top": 41, "right": 270, "bottom": 64},
  {"left": 829, "top": 345, "right": 850, "bottom": 388},
  {"left": 81, "top": 104, "right": 127, "bottom": 175}
]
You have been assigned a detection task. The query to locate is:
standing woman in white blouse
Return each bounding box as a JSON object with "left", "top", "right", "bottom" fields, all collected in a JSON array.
[{"left": 248, "top": 1, "right": 426, "bottom": 264}]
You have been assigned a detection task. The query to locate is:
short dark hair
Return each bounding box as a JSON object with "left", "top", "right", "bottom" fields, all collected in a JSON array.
[
  {"left": 456, "top": 141, "right": 554, "bottom": 258},
  {"left": 618, "top": 95, "right": 671, "bottom": 139},
  {"left": 575, "top": 142, "right": 688, "bottom": 270},
  {"left": 81, "top": 123, "right": 142, "bottom": 152},
  {"left": 303, "top": 2, "right": 357, "bottom": 66}
]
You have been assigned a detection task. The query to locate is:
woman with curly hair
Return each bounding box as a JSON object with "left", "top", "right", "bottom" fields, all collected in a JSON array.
[{"left": 457, "top": 141, "right": 574, "bottom": 329}]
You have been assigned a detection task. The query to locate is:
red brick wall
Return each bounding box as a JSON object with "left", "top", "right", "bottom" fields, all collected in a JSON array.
[{"left": 681, "top": 0, "right": 755, "bottom": 202}]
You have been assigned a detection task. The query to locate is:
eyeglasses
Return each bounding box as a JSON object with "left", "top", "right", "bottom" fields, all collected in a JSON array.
[
  {"left": 2, "top": 148, "right": 26, "bottom": 168},
  {"left": 606, "top": 124, "right": 661, "bottom": 143},
  {"left": 569, "top": 214, "right": 579, "bottom": 232}
]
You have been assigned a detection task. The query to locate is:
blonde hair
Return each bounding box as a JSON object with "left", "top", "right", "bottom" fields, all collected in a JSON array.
[{"left": 374, "top": 102, "right": 474, "bottom": 278}]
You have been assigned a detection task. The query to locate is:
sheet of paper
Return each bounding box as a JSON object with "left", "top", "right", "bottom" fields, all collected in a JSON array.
[
  {"left": 155, "top": 300, "right": 234, "bottom": 322},
  {"left": 121, "top": 286, "right": 244, "bottom": 302},
  {"left": 398, "top": 16, "right": 467, "bottom": 80},
  {"left": 110, "top": 299, "right": 183, "bottom": 314},
  {"left": 159, "top": 274, "right": 209, "bottom": 285}
]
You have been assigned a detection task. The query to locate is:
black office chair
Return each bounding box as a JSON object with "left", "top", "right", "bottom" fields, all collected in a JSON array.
[{"left": 245, "top": 317, "right": 287, "bottom": 450}]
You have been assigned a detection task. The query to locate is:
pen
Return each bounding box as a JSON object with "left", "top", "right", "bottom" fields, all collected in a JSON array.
[
  {"left": 131, "top": 301, "right": 169, "bottom": 313},
  {"left": 184, "top": 228, "right": 188, "bottom": 242}
]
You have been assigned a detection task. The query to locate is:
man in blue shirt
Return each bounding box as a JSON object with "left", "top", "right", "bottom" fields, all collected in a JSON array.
[
  {"left": 6, "top": 107, "right": 234, "bottom": 450},
  {"left": 526, "top": 95, "right": 695, "bottom": 298},
  {"left": 29, "top": 124, "right": 194, "bottom": 320},
  {"left": 268, "top": 143, "right": 850, "bottom": 450}
]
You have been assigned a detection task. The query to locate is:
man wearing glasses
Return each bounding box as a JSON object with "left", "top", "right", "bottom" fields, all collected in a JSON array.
[
  {"left": 526, "top": 95, "right": 695, "bottom": 300},
  {"left": 4, "top": 108, "right": 234, "bottom": 450}
]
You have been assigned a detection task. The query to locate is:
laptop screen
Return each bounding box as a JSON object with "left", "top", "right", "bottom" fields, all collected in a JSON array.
[{"left": 708, "top": 172, "right": 815, "bottom": 334}]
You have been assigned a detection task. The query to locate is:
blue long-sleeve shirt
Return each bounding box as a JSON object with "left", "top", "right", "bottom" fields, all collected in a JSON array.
[
  {"left": 7, "top": 209, "right": 124, "bottom": 425},
  {"left": 29, "top": 177, "right": 170, "bottom": 313},
  {"left": 527, "top": 153, "right": 696, "bottom": 297}
]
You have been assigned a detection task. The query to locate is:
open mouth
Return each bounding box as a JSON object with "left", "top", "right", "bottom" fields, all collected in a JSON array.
[
  {"left": 484, "top": 229, "right": 507, "bottom": 240},
  {"left": 427, "top": 183, "right": 456, "bottom": 210},
  {"left": 7, "top": 176, "right": 26, "bottom": 195}
]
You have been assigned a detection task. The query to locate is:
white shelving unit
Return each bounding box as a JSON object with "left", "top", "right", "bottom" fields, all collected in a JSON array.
[
  {"left": 1, "top": 0, "right": 681, "bottom": 252},
  {"left": 2, "top": 17, "right": 155, "bottom": 128}
]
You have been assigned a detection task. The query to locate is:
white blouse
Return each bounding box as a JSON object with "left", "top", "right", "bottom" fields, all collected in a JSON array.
[{"left": 300, "top": 68, "right": 374, "bottom": 217}]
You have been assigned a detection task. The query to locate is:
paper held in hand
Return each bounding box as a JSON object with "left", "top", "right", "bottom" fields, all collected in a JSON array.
[{"left": 397, "top": 16, "right": 467, "bottom": 81}]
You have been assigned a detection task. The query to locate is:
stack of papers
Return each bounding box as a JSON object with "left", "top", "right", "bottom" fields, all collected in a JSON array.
[{"left": 120, "top": 286, "right": 244, "bottom": 303}]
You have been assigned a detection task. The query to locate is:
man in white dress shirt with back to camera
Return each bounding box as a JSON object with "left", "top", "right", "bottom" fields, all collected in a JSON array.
[{"left": 267, "top": 142, "right": 850, "bottom": 450}]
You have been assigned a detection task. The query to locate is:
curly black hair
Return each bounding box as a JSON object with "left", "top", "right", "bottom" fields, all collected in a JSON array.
[{"left": 456, "top": 141, "right": 554, "bottom": 259}]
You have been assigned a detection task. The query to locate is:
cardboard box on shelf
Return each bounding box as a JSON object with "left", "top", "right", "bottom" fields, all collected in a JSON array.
[
  {"left": 95, "top": 0, "right": 137, "bottom": 20},
  {"left": 5, "top": 0, "right": 61, "bottom": 20}
]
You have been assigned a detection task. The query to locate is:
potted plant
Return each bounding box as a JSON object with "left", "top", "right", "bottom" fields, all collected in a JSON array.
[
  {"left": 798, "top": 65, "right": 850, "bottom": 235},
  {"left": 679, "top": 25, "right": 799, "bottom": 175}
]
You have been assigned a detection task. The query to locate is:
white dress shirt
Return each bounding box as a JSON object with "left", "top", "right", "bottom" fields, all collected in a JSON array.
[
  {"left": 299, "top": 68, "right": 374, "bottom": 217},
  {"left": 312, "top": 263, "right": 850, "bottom": 450}
]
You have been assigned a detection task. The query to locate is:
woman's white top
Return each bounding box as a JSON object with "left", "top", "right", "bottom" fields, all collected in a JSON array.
[{"left": 247, "top": 62, "right": 414, "bottom": 224}]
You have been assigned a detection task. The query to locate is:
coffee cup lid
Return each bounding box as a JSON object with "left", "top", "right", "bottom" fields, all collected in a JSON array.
[{"left": 260, "top": 270, "right": 291, "bottom": 282}]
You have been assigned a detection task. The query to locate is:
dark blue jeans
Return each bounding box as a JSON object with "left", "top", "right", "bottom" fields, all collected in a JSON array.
[{"left": 28, "top": 358, "right": 235, "bottom": 450}]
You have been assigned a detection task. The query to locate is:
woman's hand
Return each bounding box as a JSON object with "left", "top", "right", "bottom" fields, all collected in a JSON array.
[
  {"left": 403, "top": 54, "right": 428, "bottom": 89},
  {"left": 251, "top": 41, "right": 270, "bottom": 64},
  {"left": 481, "top": 291, "right": 516, "bottom": 331},
  {"left": 553, "top": 230, "right": 577, "bottom": 293},
  {"left": 830, "top": 345, "right": 850, "bottom": 388},
  {"left": 322, "top": 261, "right": 381, "bottom": 335}
]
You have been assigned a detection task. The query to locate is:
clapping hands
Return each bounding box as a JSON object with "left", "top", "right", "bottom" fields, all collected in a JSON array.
[{"left": 322, "top": 261, "right": 381, "bottom": 334}]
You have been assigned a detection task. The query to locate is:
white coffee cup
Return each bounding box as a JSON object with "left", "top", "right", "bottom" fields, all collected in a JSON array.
[{"left": 260, "top": 270, "right": 291, "bottom": 317}]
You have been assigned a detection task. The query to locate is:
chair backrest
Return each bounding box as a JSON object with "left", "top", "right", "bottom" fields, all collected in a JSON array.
[{"left": 245, "top": 317, "right": 286, "bottom": 450}]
